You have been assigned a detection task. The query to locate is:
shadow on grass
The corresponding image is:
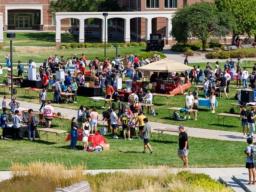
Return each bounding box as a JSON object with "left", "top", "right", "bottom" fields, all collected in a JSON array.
[
  {"left": 210, "top": 123, "right": 236, "bottom": 128},
  {"left": 119, "top": 150, "right": 142, "bottom": 154},
  {"left": 34, "top": 140, "right": 56, "bottom": 145},
  {"left": 19, "top": 95, "right": 36, "bottom": 100},
  {"left": 58, "top": 145, "right": 84, "bottom": 150},
  {"left": 151, "top": 139, "right": 177, "bottom": 144},
  {"left": 220, "top": 134, "right": 244, "bottom": 140}
]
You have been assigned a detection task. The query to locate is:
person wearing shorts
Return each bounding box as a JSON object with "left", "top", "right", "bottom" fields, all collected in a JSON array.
[
  {"left": 142, "top": 118, "right": 152, "bottom": 153},
  {"left": 120, "top": 112, "right": 131, "bottom": 140},
  {"left": 245, "top": 137, "right": 256, "bottom": 185},
  {"left": 136, "top": 111, "right": 146, "bottom": 137},
  {"left": 90, "top": 108, "right": 99, "bottom": 133},
  {"left": 110, "top": 109, "right": 119, "bottom": 139},
  {"left": 178, "top": 126, "right": 189, "bottom": 168},
  {"left": 240, "top": 106, "right": 248, "bottom": 137}
]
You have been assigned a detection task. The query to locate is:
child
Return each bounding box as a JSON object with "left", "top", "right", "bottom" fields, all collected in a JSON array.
[
  {"left": 70, "top": 117, "right": 78, "bottom": 149},
  {"left": 245, "top": 137, "right": 256, "bottom": 185},
  {"left": 142, "top": 118, "right": 153, "bottom": 154},
  {"left": 82, "top": 122, "right": 90, "bottom": 151},
  {"left": 210, "top": 91, "right": 216, "bottom": 113}
]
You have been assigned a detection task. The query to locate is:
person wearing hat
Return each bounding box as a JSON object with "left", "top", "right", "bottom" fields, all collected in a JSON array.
[
  {"left": 245, "top": 137, "right": 256, "bottom": 185},
  {"left": 178, "top": 126, "right": 189, "bottom": 168}
]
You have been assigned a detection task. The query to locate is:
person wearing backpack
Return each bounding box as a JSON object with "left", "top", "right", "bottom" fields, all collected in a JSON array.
[
  {"left": 1, "top": 108, "right": 8, "bottom": 139},
  {"left": 28, "top": 109, "right": 38, "bottom": 141},
  {"left": 245, "top": 137, "right": 256, "bottom": 185}
]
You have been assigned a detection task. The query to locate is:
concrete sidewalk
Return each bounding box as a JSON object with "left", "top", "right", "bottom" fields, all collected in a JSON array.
[
  {"left": 7, "top": 98, "right": 245, "bottom": 142},
  {"left": 164, "top": 49, "right": 256, "bottom": 64}
]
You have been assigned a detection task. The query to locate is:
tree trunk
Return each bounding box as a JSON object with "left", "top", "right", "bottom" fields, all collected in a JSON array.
[{"left": 202, "top": 39, "right": 207, "bottom": 51}]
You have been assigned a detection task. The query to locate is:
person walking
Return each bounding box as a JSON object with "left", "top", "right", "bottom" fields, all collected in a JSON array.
[
  {"left": 247, "top": 107, "right": 256, "bottom": 137},
  {"left": 70, "top": 117, "right": 78, "bottom": 149},
  {"left": 39, "top": 88, "right": 47, "bottom": 112},
  {"left": 242, "top": 68, "right": 249, "bottom": 88},
  {"left": 178, "top": 126, "right": 189, "bottom": 168},
  {"left": 245, "top": 137, "right": 256, "bottom": 185},
  {"left": 142, "top": 118, "right": 153, "bottom": 154},
  {"left": 240, "top": 106, "right": 249, "bottom": 137}
]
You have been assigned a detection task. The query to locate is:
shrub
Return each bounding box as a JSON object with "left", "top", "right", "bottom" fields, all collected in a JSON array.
[
  {"left": 209, "top": 38, "right": 222, "bottom": 48},
  {"left": 205, "top": 48, "right": 256, "bottom": 59},
  {"left": 184, "top": 48, "right": 194, "bottom": 56},
  {"left": 171, "top": 43, "right": 201, "bottom": 52}
]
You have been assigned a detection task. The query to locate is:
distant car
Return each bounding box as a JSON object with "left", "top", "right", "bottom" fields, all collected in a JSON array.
[{"left": 146, "top": 34, "right": 164, "bottom": 51}]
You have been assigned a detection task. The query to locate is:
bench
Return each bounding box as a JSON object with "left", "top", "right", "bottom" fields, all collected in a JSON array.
[
  {"left": 168, "top": 107, "right": 198, "bottom": 120},
  {"left": 153, "top": 128, "right": 179, "bottom": 140},
  {"left": 217, "top": 113, "right": 240, "bottom": 126},
  {"left": 37, "top": 128, "right": 67, "bottom": 141},
  {"left": 140, "top": 103, "right": 154, "bottom": 114},
  {"left": 55, "top": 181, "right": 91, "bottom": 192},
  {"left": 61, "top": 92, "right": 75, "bottom": 103}
]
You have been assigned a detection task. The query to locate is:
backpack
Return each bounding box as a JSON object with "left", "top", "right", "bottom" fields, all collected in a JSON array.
[
  {"left": 173, "top": 112, "right": 182, "bottom": 121},
  {"left": 0, "top": 113, "right": 7, "bottom": 128}
]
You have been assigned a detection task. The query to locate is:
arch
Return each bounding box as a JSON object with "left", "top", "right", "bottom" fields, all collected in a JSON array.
[
  {"left": 130, "top": 17, "right": 149, "bottom": 42},
  {"left": 84, "top": 18, "right": 102, "bottom": 42},
  {"left": 108, "top": 17, "right": 125, "bottom": 42}
]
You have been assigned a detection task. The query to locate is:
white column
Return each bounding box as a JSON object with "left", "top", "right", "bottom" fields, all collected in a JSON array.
[
  {"left": 55, "top": 18, "right": 61, "bottom": 44},
  {"left": 79, "top": 19, "right": 85, "bottom": 43},
  {"left": 147, "top": 18, "right": 152, "bottom": 40},
  {"left": 167, "top": 17, "right": 172, "bottom": 40},
  {"left": 102, "top": 18, "right": 108, "bottom": 43},
  {"left": 124, "top": 18, "right": 131, "bottom": 42},
  {"left": 0, "top": 14, "right": 3, "bottom": 43}
]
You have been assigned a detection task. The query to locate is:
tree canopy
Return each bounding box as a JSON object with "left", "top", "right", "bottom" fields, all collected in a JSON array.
[
  {"left": 215, "top": 0, "right": 256, "bottom": 38},
  {"left": 50, "top": 0, "right": 121, "bottom": 12},
  {"left": 171, "top": 2, "right": 233, "bottom": 50}
]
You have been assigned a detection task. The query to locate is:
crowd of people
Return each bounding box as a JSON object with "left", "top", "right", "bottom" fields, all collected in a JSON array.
[{"left": 24, "top": 53, "right": 160, "bottom": 104}]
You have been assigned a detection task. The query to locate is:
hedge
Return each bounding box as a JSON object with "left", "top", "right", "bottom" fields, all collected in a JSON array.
[
  {"left": 205, "top": 48, "right": 256, "bottom": 59},
  {"left": 171, "top": 43, "right": 201, "bottom": 52},
  {"left": 60, "top": 42, "right": 146, "bottom": 49}
]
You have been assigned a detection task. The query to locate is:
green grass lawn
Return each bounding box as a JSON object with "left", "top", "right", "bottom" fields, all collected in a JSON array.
[{"left": 0, "top": 119, "right": 246, "bottom": 170}]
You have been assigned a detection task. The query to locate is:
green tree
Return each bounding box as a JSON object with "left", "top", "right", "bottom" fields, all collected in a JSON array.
[
  {"left": 172, "top": 2, "right": 232, "bottom": 50},
  {"left": 216, "top": 0, "right": 256, "bottom": 42}
]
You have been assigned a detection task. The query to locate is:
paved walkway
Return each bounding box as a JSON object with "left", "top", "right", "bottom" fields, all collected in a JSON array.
[
  {"left": 164, "top": 49, "right": 256, "bottom": 64},
  {"left": 7, "top": 98, "right": 245, "bottom": 142}
]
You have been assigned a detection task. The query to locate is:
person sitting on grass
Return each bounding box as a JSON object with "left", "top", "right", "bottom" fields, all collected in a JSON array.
[
  {"left": 70, "top": 117, "right": 78, "bottom": 149},
  {"left": 245, "top": 137, "right": 256, "bottom": 185},
  {"left": 142, "top": 118, "right": 153, "bottom": 154}
]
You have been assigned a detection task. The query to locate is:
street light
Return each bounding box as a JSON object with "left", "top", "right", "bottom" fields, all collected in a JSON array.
[
  {"left": 103, "top": 12, "right": 108, "bottom": 58},
  {"left": 6, "top": 32, "right": 16, "bottom": 99}
]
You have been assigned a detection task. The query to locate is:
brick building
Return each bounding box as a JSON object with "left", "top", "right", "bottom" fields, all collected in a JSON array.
[{"left": 0, "top": 0, "right": 211, "bottom": 42}]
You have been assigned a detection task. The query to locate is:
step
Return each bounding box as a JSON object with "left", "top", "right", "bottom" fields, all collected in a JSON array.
[
  {"left": 232, "top": 174, "right": 256, "bottom": 192},
  {"left": 55, "top": 181, "right": 91, "bottom": 192},
  {"left": 219, "top": 176, "right": 245, "bottom": 192}
]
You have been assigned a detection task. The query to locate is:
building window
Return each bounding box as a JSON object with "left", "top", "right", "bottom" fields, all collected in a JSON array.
[
  {"left": 146, "top": 0, "right": 159, "bottom": 8},
  {"left": 165, "top": 0, "right": 177, "bottom": 8}
]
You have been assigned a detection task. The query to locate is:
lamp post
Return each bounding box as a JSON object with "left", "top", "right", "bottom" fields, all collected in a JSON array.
[
  {"left": 7, "top": 32, "right": 15, "bottom": 99},
  {"left": 103, "top": 12, "right": 108, "bottom": 58}
]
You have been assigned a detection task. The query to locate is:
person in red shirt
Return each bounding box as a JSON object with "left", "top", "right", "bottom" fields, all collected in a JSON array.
[
  {"left": 106, "top": 84, "right": 114, "bottom": 99},
  {"left": 42, "top": 72, "right": 49, "bottom": 89}
]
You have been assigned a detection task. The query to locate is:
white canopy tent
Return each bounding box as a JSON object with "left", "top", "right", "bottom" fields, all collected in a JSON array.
[{"left": 138, "top": 59, "right": 193, "bottom": 73}]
